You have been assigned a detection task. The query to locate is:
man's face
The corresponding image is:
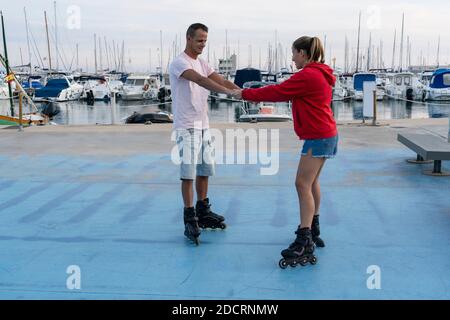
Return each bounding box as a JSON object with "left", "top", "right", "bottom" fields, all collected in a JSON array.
[{"left": 187, "top": 29, "right": 208, "bottom": 55}]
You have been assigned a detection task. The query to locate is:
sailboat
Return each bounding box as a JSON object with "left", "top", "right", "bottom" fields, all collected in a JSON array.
[{"left": 0, "top": 13, "right": 48, "bottom": 126}]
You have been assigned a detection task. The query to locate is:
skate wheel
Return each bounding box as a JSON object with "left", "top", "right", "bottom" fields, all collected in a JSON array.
[
  {"left": 310, "top": 256, "right": 318, "bottom": 265},
  {"left": 220, "top": 223, "right": 227, "bottom": 230},
  {"left": 299, "top": 258, "right": 308, "bottom": 266},
  {"left": 289, "top": 261, "right": 298, "bottom": 268},
  {"left": 279, "top": 259, "right": 288, "bottom": 269}
]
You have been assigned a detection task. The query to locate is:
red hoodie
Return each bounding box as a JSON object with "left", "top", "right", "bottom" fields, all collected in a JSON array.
[{"left": 242, "top": 62, "right": 337, "bottom": 140}]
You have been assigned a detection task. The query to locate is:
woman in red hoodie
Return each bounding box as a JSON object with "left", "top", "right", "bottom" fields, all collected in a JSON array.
[{"left": 232, "top": 36, "right": 338, "bottom": 268}]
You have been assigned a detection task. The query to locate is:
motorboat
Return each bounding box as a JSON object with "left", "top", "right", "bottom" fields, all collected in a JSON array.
[
  {"left": 351, "top": 73, "right": 385, "bottom": 101},
  {"left": 384, "top": 72, "right": 423, "bottom": 101},
  {"left": 424, "top": 69, "right": 450, "bottom": 101},
  {"left": 34, "top": 75, "right": 83, "bottom": 102},
  {"left": 121, "top": 75, "right": 160, "bottom": 101}
]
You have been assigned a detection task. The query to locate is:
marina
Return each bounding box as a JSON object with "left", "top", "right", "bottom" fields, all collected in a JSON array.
[
  {"left": 0, "top": 119, "right": 449, "bottom": 299},
  {"left": 1, "top": 98, "right": 448, "bottom": 126},
  {"left": 1, "top": 0, "right": 450, "bottom": 302}
]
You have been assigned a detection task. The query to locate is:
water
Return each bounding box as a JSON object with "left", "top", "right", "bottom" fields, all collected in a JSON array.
[{"left": 1, "top": 98, "right": 449, "bottom": 125}]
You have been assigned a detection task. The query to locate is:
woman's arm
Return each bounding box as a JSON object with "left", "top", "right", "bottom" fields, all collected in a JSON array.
[{"left": 242, "top": 73, "right": 308, "bottom": 102}]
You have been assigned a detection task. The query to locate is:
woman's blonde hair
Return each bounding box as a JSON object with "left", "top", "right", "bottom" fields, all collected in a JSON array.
[{"left": 292, "top": 36, "right": 325, "bottom": 63}]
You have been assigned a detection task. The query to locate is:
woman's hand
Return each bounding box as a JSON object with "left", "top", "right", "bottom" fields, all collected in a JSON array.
[{"left": 230, "top": 89, "right": 243, "bottom": 100}]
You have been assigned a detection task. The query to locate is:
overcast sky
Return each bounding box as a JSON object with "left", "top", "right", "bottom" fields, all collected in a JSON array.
[{"left": 1, "top": 0, "right": 449, "bottom": 72}]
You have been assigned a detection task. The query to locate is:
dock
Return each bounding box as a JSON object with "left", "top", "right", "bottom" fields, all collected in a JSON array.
[{"left": 0, "top": 118, "right": 449, "bottom": 299}]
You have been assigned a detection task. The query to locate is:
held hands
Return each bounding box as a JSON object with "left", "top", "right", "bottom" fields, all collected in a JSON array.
[{"left": 229, "top": 89, "right": 243, "bottom": 100}]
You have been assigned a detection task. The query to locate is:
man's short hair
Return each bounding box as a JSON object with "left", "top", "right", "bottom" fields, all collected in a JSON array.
[{"left": 186, "top": 23, "right": 208, "bottom": 38}]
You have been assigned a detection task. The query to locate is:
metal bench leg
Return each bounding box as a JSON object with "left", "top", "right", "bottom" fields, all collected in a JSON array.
[
  {"left": 407, "top": 154, "right": 432, "bottom": 164},
  {"left": 423, "top": 160, "right": 450, "bottom": 176},
  {"left": 433, "top": 160, "right": 441, "bottom": 174}
]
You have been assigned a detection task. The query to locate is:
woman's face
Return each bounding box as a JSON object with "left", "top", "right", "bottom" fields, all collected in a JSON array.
[{"left": 292, "top": 48, "right": 308, "bottom": 69}]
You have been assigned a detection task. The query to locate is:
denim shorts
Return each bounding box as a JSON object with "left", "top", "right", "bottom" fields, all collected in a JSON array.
[
  {"left": 301, "top": 135, "right": 338, "bottom": 158},
  {"left": 176, "top": 128, "right": 215, "bottom": 180}
]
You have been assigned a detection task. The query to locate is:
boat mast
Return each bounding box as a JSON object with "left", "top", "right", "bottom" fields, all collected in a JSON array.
[
  {"left": 259, "top": 47, "right": 261, "bottom": 70},
  {"left": 406, "top": 36, "right": 411, "bottom": 70},
  {"left": 355, "top": 11, "right": 361, "bottom": 73},
  {"left": 1, "top": 11, "right": 14, "bottom": 116},
  {"left": 436, "top": 35, "right": 440, "bottom": 68},
  {"left": 149, "top": 48, "right": 152, "bottom": 73},
  {"left": 391, "top": 29, "right": 396, "bottom": 71},
  {"left": 44, "top": 11, "right": 52, "bottom": 71},
  {"left": 99, "top": 37, "right": 103, "bottom": 72},
  {"left": 344, "top": 35, "right": 348, "bottom": 73},
  {"left": 399, "top": 13, "right": 404, "bottom": 72},
  {"left": 380, "top": 39, "right": 383, "bottom": 69},
  {"left": 54, "top": 1, "right": 58, "bottom": 71},
  {"left": 159, "top": 30, "right": 163, "bottom": 76},
  {"left": 20, "top": 47, "right": 24, "bottom": 65},
  {"left": 225, "top": 29, "right": 228, "bottom": 59},
  {"left": 104, "top": 36, "right": 110, "bottom": 71},
  {"left": 24, "top": 7, "right": 32, "bottom": 74},
  {"left": 112, "top": 40, "right": 117, "bottom": 71},
  {"left": 121, "top": 40, "right": 125, "bottom": 73},
  {"left": 237, "top": 38, "right": 240, "bottom": 70},
  {"left": 94, "top": 33, "right": 97, "bottom": 73},
  {"left": 367, "top": 32, "right": 372, "bottom": 71},
  {"left": 274, "top": 30, "right": 278, "bottom": 73}
]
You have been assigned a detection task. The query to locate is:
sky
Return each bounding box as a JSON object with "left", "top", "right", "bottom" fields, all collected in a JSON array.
[{"left": 1, "top": 0, "right": 449, "bottom": 73}]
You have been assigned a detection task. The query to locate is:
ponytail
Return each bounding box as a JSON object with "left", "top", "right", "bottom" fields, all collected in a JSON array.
[
  {"left": 292, "top": 36, "right": 325, "bottom": 63},
  {"left": 309, "top": 37, "right": 325, "bottom": 63}
]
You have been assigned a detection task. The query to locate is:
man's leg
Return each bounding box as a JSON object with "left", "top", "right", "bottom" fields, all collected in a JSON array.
[
  {"left": 182, "top": 179, "right": 194, "bottom": 208},
  {"left": 195, "top": 175, "right": 225, "bottom": 229},
  {"left": 195, "top": 176, "right": 209, "bottom": 201},
  {"left": 178, "top": 128, "right": 201, "bottom": 244},
  {"left": 194, "top": 129, "right": 225, "bottom": 229}
]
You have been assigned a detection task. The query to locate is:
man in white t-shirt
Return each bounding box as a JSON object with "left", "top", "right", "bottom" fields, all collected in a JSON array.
[{"left": 169, "top": 23, "right": 240, "bottom": 245}]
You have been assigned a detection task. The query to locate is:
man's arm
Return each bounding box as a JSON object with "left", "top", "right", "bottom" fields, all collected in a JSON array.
[
  {"left": 208, "top": 72, "right": 240, "bottom": 90},
  {"left": 181, "top": 69, "right": 233, "bottom": 95}
]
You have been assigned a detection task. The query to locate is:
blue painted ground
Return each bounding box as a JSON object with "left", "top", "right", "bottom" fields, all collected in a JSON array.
[{"left": 0, "top": 148, "right": 449, "bottom": 299}]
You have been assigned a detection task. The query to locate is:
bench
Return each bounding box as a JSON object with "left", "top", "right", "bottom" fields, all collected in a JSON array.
[{"left": 397, "top": 133, "right": 450, "bottom": 176}]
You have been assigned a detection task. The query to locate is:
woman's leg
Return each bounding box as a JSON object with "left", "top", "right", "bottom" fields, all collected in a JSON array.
[
  {"left": 312, "top": 161, "right": 326, "bottom": 215},
  {"left": 296, "top": 149, "right": 326, "bottom": 228}
]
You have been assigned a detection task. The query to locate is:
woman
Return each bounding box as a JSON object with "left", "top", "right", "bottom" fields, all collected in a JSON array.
[{"left": 232, "top": 36, "right": 338, "bottom": 268}]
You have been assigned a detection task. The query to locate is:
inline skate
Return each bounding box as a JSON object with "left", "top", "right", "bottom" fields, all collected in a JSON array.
[
  {"left": 279, "top": 227, "right": 317, "bottom": 269},
  {"left": 184, "top": 207, "right": 201, "bottom": 245},
  {"left": 195, "top": 198, "right": 227, "bottom": 230},
  {"left": 311, "top": 215, "right": 325, "bottom": 247}
]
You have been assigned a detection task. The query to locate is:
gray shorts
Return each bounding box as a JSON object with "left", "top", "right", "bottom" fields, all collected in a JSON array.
[{"left": 176, "top": 128, "right": 215, "bottom": 180}]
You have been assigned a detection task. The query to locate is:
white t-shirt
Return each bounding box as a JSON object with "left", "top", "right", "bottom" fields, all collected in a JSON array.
[{"left": 169, "top": 52, "right": 215, "bottom": 129}]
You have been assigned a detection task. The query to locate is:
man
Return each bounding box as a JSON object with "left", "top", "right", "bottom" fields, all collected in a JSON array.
[{"left": 169, "top": 23, "right": 240, "bottom": 245}]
